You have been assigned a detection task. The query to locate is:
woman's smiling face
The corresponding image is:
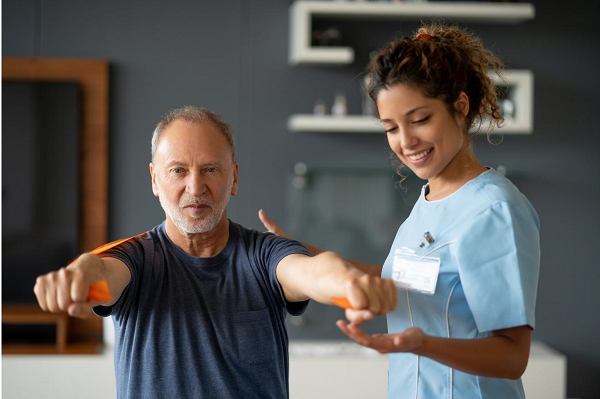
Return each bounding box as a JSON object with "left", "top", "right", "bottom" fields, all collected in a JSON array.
[{"left": 376, "top": 84, "right": 470, "bottom": 183}]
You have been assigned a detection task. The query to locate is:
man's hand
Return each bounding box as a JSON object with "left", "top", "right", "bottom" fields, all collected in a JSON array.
[
  {"left": 258, "top": 209, "right": 290, "bottom": 239},
  {"left": 33, "top": 253, "right": 108, "bottom": 318},
  {"left": 342, "top": 274, "right": 397, "bottom": 325}
]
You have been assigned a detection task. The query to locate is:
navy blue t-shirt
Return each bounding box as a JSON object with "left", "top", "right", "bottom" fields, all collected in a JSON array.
[{"left": 94, "top": 220, "right": 311, "bottom": 399}]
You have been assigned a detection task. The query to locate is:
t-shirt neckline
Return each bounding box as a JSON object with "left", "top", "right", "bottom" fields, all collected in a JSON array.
[{"left": 158, "top": 220, "right": 237, "bottom": 267}]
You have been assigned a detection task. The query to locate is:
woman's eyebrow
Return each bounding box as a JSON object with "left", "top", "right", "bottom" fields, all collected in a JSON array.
[{"left": 380, "top": 106, "right": 429, "bottom": 123}]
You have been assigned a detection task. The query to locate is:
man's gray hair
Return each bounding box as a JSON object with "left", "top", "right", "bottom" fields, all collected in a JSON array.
[{"left": 151, "top": 106, "right": 236, "bottom": 163}]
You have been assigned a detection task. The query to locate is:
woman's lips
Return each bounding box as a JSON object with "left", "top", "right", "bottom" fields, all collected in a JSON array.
[{"left": 406, "top": 148, "right": 433, "bottom": 166}]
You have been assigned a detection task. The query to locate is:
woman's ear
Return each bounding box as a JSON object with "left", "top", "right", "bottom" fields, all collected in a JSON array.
[{"left": 454, "top": 91, "right": 470, "bottom": 119}]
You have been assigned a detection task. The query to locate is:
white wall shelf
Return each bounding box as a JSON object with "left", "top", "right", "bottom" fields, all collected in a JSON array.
[
  {"left": 289, "top": 1, "right": 535, "bottom": 66},
  {"left": 288, "top": 114, "right": 382, "bottom": 133},
  {"left": 288, "top": 70, "right": 533, "bottom": 134}
]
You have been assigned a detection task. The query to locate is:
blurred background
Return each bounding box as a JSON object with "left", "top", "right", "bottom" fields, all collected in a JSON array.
[{"left": 2, "top": 1, "right": 599, "bottom": 398}]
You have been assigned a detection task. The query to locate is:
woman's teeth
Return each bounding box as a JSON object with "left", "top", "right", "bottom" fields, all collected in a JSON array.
[{"left": 408, "top": 148, "right": 432, "bottom": 161}]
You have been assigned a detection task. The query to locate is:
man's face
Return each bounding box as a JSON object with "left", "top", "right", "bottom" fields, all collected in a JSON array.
[{"left": 150, "top": 120, "right": 238, "bottom": 235}]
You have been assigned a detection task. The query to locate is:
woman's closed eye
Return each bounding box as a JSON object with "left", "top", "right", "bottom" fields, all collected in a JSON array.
[{"left": 413, "top": 116, "right": 430, "bottom": 124}]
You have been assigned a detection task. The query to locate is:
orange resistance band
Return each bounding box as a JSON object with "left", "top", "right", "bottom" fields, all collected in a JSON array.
[
  {"left": 331, "top": 296, "right": 353, "bottom": 310},
  {"left": 85, "top": 232, "right": 147, "bottom": 302}
]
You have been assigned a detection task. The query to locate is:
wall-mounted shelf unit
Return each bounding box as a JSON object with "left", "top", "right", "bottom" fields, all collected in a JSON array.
[
  {"left": 288, "top": 70, "right": 533, "bottom": 134},
  {"left": 289, "top": 1, "right": 535, "bottom": 66},
  {"left": 489, "top": 69, "right": 534, "bottom": 134}
]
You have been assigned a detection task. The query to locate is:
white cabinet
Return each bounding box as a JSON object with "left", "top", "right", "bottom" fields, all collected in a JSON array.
[
  {"left": 288, "top": 340, "right": 566, "bottom": 399},
  {"left": 1, "top": 340, "right": 566, "bottom": 399}
]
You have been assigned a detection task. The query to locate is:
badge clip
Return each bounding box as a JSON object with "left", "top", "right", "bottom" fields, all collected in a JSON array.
[{"left": 424, "top": 231, "right": 434, "bottom": 245}]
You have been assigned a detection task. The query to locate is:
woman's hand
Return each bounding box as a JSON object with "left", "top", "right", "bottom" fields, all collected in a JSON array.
[
  {"left": 258, "top": 209, "right": 290, "bottom": 239},
  {"left": 336, "top": 321, "right": 425, "bottom": 354}
]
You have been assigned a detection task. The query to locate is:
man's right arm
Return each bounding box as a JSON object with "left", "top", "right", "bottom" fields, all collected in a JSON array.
[
  {"left": 258, "top": 209, "right": 383, "bottom": 277},
  {"left": 33, "top": 254, "right": 131, "bottom": 318}
]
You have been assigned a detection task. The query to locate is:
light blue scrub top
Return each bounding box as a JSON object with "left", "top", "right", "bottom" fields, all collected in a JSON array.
[{"left": 382, "top": 169, "right": 540, "bottom": 399}]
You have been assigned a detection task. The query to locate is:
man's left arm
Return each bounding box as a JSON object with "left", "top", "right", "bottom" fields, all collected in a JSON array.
[{"left": 276, "top": 252, "right": 397, "bottom": 323}]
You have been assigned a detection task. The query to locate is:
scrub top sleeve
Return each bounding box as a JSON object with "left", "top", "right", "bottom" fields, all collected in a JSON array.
[{"left": 455, "top": 201, "right": 540, "bottom": 333}]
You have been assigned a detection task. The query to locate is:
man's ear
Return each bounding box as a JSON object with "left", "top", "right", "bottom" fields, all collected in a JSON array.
[
  {"left": 149, "top": 163, "right": 159, "bottom": 197},
  {"left": 230, "top": 162, "right": 239, "bottom": 196}
]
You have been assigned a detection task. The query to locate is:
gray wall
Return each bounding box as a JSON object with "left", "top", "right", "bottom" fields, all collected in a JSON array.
[{"left": 3, "top": 1, "right": 599, "bottom": 398}]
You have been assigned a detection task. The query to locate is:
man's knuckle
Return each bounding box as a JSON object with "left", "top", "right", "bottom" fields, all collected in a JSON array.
[
  {"left": 57, "top": 298, "right": 68, "bottom": 311},
  {"left": 49, "top": 271, "right": 58, "bottom": 283}
]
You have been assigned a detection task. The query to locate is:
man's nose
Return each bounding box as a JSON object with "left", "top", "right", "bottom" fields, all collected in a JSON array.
[{"left": 186, "top": 172, "right": 207, "bottom": 197}]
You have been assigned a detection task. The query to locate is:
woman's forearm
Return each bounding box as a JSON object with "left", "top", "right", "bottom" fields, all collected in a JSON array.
[{"left": 414, "top": 327, "right": 532, "bottom": 379}]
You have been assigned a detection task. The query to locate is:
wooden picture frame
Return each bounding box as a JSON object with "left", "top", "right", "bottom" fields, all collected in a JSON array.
[{"left": 2, "top": 57, "right": 109, "bottom": 354}]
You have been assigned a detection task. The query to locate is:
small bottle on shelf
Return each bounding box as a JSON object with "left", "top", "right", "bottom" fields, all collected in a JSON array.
[{"left": 332, "top": 91, "right": 348, "bottom": 116}]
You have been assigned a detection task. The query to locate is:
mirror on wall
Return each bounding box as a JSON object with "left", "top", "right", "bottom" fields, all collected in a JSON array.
[
  {"left": 2, "top": 81, "right": 81, "bottom": 305},
  {"left": 284, "top": 164, "right": 425, "bottom": 339}
]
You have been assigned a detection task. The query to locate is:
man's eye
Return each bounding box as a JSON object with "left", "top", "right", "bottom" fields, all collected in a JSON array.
[
  {"left": 206, "top": 167, "right": 217, "bottom": 173},
  {"left": 173, "top": 168, "right": 183, "bottom": 174}
]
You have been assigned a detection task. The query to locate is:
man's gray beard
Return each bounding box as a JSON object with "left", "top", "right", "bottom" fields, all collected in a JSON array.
[{"left": 158, "top": 192, "right": 230, "bottom": 234}]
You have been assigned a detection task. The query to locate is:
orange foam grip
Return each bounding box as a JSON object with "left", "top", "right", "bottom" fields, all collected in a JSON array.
[
  {"left": 88, "top": 280, "right": 112, "bottom": 302},
  {"left": 331, "top": 296, "right": 353, "bottom": 310}
]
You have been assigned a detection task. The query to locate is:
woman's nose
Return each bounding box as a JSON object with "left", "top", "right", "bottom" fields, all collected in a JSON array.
[
  {"left": 389, "top": 128, "right": 418, "bottom": 152},
  {"left": 400, "top": 129, "right": 418, "bottom": 149}
]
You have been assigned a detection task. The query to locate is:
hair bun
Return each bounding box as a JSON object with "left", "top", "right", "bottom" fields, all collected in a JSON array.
[{"left": 415, "top": 33, "right": 438, "bottom": 42}]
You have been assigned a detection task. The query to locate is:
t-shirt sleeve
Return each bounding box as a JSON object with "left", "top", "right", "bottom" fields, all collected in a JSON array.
[
  {"left": 252, "top": 232, "right": 312, "bottom": 316},
  {"left": 454, "top": 201, "right": 540, "bottom": 333},
  {"left": 92, "top": 238, "right": 144, "bottom": 318}
]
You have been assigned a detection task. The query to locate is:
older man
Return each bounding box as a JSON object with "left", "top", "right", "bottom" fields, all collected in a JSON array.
[{"left": 34, "top": 106, "right": 397, "bottom": 399}]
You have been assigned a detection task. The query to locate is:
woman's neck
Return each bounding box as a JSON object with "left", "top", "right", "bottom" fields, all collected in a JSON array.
[{"left": 425, "top": 146, "right": 486, "bottom": 201}]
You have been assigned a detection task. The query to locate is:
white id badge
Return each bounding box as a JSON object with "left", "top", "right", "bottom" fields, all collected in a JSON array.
[{"left": 392, "top": 249, "right": 440, "bottom": 295}]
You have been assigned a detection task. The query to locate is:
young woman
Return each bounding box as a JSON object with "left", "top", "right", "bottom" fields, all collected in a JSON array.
[{"left": 260, "top": 23, "right": 540, "bottom": 399}]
